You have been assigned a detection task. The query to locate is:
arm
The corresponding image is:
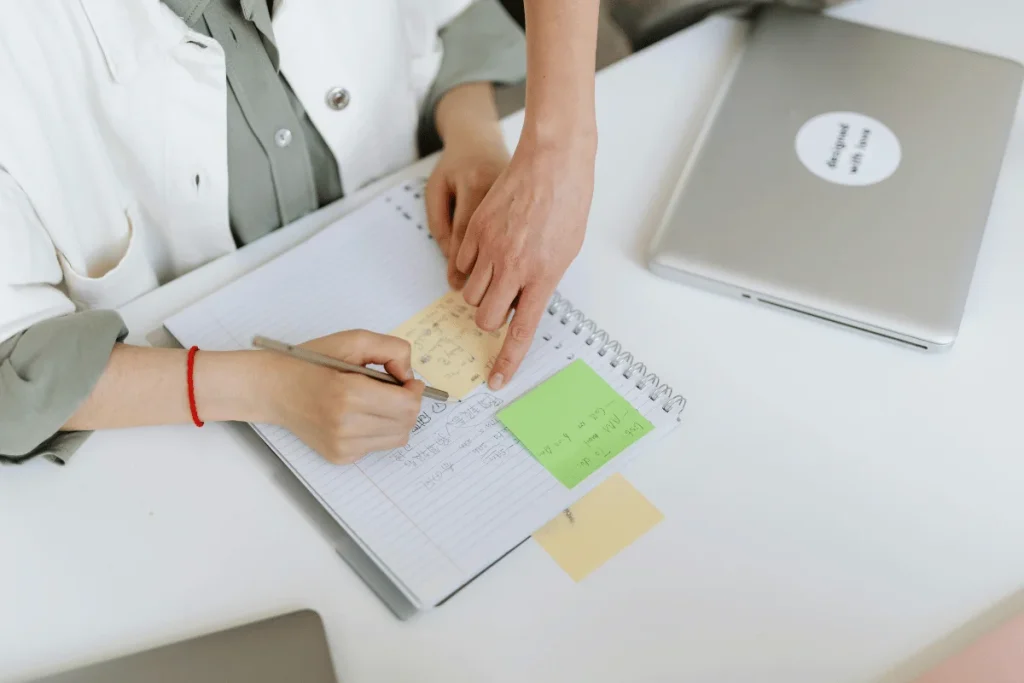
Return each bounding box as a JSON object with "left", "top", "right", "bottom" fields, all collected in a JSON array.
[
  {"left": 0, "top": 167, "right": 423, "bottom": 465},
  {"left": 426, "top": 82, "right": 510, "bottom": 265},
  {"left": 419, "top": 0, "right": 527, "bottom": 155},
  {"left": 61, "top": 332, "right": 425, "bottom": 465},
  {"left": 0, "top": 168, "right": 122, "bottom": 464},
  {"left": 435, "top": 81, "right": 502, "bottom": 145},
  {"left": 447, "top": 0, "right": 601, "bottom": 389},
  {"left": 519, "top": 0, "right": 600, "bottom": 148},
  {"left": 421, "top": 0, "right": 526, "bottom": 280},
  {"left": 0, "top": 311, "right": 124, "bottom": 463},
  {"left": 62, "top": 343, "right": 270, "bottom": 431},
  {"left": 0, "top": 318, "right": 424, "bottom": 466}
]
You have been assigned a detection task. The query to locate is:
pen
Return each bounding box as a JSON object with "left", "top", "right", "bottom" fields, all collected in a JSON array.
[{"left": 252, "top": 335, "right": 449, "bottom": 402}]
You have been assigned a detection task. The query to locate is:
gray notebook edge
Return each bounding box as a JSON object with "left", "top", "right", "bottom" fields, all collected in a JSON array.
[
  {"left": 244, "top": 424, "right": 420, "bottom": 620},
  {"left": 149, "top": 324, "right": 419, "bottom": 620}
]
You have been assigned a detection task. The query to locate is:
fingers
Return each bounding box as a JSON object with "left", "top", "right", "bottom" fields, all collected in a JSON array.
[
  {"left": 447, "top": 180, "right": 491, "bottom": 290},
  {"left": 342, "top": 374, "right": 422, "bottom": 420},
  {"left": 447, "top": 245, "right": 467, "bottom": 290},
  {"left": 475, "top": 269, "right": 518, "bottom": 332},
  {"left": 318, "top": 377, "right": 426, "bottom": 465},
  {"left": 318, "top": 330, "right": 414, "bottom": 381},
  {"left": 403, "top": 379, "right": 426, "bottom": 401},
  {"left": 488, "top": 283, "right": 550, "bottom": 390},
  {"left": 451, "top": 181, "right": 485, "bottom": 240},
  {"left": 304, "top": 333, "right": 425, "bottom": 402},
  {"left": 285, "top": 337, "right": 428, "bottom": 466},
  {"left": 455, "top": 216, "right": 481, "bottom": 276},
  {"left": 461, "top": 261, "right": 493, "bottom": 307},
  {"left": 381, "top": 356, "right": 415, "bottom": 384},
  {"left": 425, "top": 172, "right": 453, "bottom": 255}
]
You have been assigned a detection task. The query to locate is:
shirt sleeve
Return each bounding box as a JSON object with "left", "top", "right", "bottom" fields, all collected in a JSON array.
[
  {"left": 0, "top": 310, "right": 127, "bottom": 465},
  {"left": 419, "top": 0, "right": 527, "bottom": 153}
]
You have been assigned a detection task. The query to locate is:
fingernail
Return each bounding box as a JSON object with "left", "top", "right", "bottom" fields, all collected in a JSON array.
[{"left": 489, "top": 373, "right": 504, "bottom": 390}]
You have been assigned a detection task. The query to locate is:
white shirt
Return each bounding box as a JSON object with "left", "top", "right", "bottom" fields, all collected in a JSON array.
[{"left": 0, "top": 0, "right": 472, "bottom": 345}]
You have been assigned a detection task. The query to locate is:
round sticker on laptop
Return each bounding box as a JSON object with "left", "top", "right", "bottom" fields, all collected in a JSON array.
[{"left": 795, "top": 112, "right": 901, "bottom": 187}]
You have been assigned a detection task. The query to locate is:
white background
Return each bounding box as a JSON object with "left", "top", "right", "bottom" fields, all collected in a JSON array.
[{"left": 2, "top": 1, "right": 1024, "bottom": 681}]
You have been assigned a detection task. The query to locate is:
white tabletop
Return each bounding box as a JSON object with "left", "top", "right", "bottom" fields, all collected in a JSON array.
[{"left": 4, "top": 2, "right": 1024, "bottom": 681}]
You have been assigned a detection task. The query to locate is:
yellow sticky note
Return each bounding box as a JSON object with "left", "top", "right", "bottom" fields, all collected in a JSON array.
[
  {"left": 391, "top": 291, "right": 507, "bottom": 399},
  {"left": 533, "top": 474, "right": 663, "bottom": 582}
]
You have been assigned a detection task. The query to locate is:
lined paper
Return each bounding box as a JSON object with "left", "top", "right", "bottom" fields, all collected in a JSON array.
[{"left": 165, "top": 180, "right": 683, "bottom": 607}]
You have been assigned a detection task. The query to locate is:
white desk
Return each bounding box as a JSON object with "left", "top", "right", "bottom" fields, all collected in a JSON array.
[{"left": 3, "top": 1, "right": 1023, "bottom": 681}]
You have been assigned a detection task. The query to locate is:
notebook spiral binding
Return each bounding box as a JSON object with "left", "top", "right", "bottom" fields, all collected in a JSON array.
[{"left": 547, "top": 292, "right": 687, "bottom": 421}]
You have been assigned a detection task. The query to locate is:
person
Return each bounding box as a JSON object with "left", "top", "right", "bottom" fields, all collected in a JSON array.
[{"left": 0, "top": 0, "right": 601, "bottom": 465}]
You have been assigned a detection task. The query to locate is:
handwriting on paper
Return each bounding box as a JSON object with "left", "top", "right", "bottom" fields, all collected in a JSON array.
[
  {"left": 411, "top": 412, "right": 432, "bottom": 435},
  {"left": 385, "top": 393, "right": 505, "bottom": 473},
  {"left": 391, "top": 291, "right": 508, "bottom": 399},
  {"left": 447, "top": 394, "right": 502, "bottom": 429},
  {"left": 422, "top": 461, "right": 456, "bottom": 491},
  {"left": 497, "top": 359, "right": 654, "bottom": 488}
]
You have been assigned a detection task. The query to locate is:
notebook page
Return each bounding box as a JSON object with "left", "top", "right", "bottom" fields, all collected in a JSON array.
[{"left": 166, "top": 181, "right": 684, "bottom": 606}]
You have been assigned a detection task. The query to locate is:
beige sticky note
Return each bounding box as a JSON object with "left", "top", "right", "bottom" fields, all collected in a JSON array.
[
  {"left": 533, "top": 474, "right": 663, "bottom": 582},
  {"left": 391, "top": 291, "right": 507, "bottom": 399}
]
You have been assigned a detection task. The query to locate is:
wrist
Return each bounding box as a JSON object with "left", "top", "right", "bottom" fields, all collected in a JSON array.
[
  {"left": 442, "top": 117, "right": 507, "bottom": 156},
  {"left": 193, "top": 350, "right": 281, "bottom": 424},
  {"left": 521, "top": 100, "right": 597, "bottom": 154},
  {"left": 435, "top": 82, "right": 504, "bottom": 149},
  {"left": 518, "top": 116, "right": 597, "bottom": 165},
  {"left": 522, "top": 73, "right": 596, "bottom": 147}
]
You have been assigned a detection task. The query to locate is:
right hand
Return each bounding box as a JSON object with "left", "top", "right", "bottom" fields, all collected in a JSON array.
[{"left": 263, "top": 330, "right": 425, "bottom": 464}]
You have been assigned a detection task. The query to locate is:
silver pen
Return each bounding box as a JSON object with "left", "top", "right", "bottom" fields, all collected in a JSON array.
[{"left": 252, "top": 335, "right": 449, "bottom": 402}]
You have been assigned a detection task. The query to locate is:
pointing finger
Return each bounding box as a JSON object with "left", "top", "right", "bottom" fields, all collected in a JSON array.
[{"left": 488, "top": 283, "right": 550, "bottom": 390}]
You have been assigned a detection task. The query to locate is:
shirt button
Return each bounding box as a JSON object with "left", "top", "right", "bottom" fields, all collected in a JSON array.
[
  {"left": 274, "top": 128, "right": 293, "bottom": 148},
  {"left": 325, "top": 87, "right": 351, "bottom": 111}
]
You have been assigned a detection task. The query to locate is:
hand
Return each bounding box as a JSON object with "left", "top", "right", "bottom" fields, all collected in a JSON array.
[
  {"left": 262, "top": 330, "right": 425, "bottom": 464},
  {"left": 454, "top": 130, "right": 597, "bottom": 389},
  {"left": 425, "top": 114, "right": 510, "bottom": 290}
]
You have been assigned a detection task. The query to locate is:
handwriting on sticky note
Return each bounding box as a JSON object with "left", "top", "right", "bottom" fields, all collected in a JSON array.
[
  {"left": 497, "top": 359, "right": 654, "bottom": 488},
  {"left": 391, "top": 291, "right": 507, "bottom": 399},
  {"left": 533, "top": 474, "right": 663, "bottom": 582}
]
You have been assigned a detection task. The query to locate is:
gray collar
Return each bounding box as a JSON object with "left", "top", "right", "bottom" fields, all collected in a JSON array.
[
  {"left": 161, "top": 0, "right": 212, "bottom": 26},
  {"left": 161, "top": 0, "right": 274, "bottom": 30}
]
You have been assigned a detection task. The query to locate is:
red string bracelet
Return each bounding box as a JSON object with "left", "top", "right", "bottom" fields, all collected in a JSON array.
[{"left": 186, "top": 345, "right": 204, "bottom": 427}]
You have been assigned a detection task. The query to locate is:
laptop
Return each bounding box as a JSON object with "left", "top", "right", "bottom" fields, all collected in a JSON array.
[
  {"left": 32, "top": 610, "right": 338, "bottom": 683},
  {"left": 648, "top": 5, "right": 1023, "bottom": 350}
]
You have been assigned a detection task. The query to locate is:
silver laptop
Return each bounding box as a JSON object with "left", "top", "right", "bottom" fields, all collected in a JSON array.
[
  {"left": 648, "top": 5, "right": 1023, "bottom": 350},
  {"left": 32, "top": 610, "right": 338, "bottom": 683}
]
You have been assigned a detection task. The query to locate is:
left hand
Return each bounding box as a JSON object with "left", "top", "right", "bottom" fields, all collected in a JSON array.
[
  {"left": 454, "top": 130, "right": 597, "bottom": 390},
  {"left": 425, "top": 124, "right": 510, "bottom": 291}
]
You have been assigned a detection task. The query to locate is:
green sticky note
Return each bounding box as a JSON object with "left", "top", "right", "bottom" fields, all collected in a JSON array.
[{"left": 498, "top": 359, "right": 655, "bottom": 488}]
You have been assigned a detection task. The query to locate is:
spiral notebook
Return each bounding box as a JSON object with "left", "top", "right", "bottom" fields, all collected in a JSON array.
[{"left": 164, "top": 179, "right": 686, "bottom": 614}]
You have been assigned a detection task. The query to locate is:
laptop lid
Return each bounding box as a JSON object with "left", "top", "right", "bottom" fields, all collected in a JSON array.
[
  {"left": 648, "top": 6, "right": 1023, "bottom": 349},
  {"left": 33, "top": 610, "right": 338, "bottom": 683}
]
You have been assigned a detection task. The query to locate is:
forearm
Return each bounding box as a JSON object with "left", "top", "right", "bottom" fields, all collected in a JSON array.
[
  {"left": 62, "top": 344, "right": 276, "bottom": 431},
  {"left": 435, "top": 82, "right": 504, "bottom": 148},
  {"left": 522, "top": 0, "right": 600, "bottom": 143}
]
